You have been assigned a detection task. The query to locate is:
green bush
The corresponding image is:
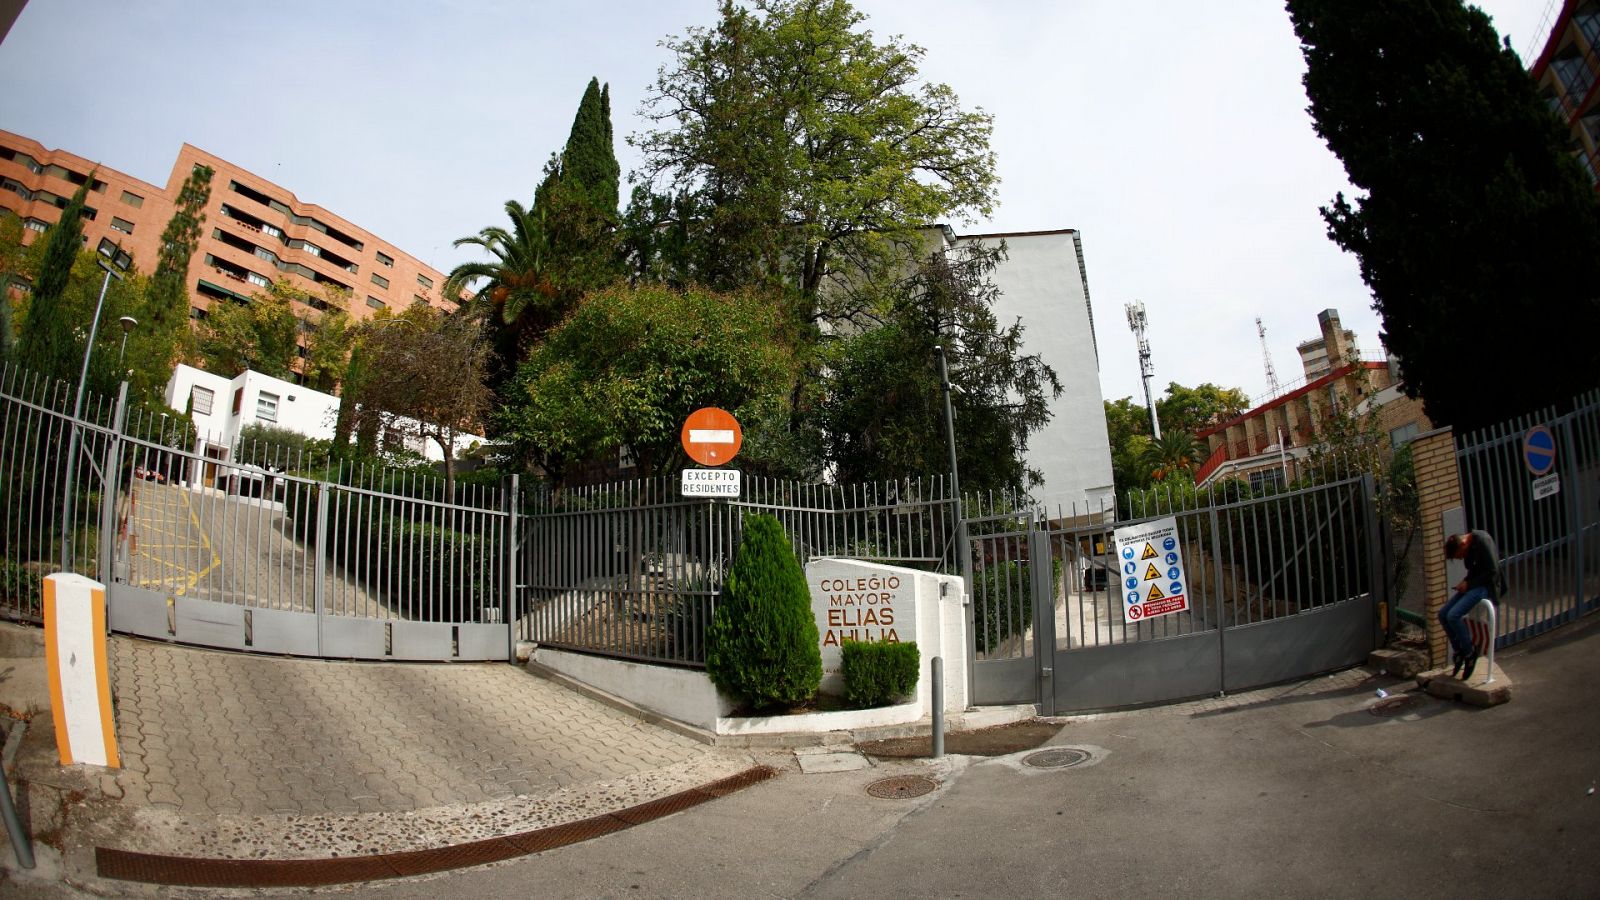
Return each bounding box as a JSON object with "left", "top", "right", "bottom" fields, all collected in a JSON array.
[
  {"left": 841, "top": 639, "right": 919, "bottom": 707},
  {"left": 973, "top": 558, "right": 1061, "bottom": 654},
  {"left": 705, "top": 513, "right": 821, "bottom": 711},
  {"left": 0, "top": 557, "right": 43, "bottom": 617}
]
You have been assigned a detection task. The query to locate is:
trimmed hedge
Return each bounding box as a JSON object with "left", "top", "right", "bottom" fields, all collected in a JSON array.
[
  {"left": 973, "top": 558, "right": 1061, "bottom": 654},
  {"left": 706, "top": 513, "right": 821, "bottom": 711},
  {"left": 841, "top": 639, "right": 919, "bottom": 707}
]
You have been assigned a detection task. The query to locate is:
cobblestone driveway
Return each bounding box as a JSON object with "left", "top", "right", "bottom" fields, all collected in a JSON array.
[{"left": 109, "top": 637, "right": 710, "bottom": 817}]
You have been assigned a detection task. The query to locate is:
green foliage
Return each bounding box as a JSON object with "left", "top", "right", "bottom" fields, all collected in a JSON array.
[
  {"left": 236, "top": 423, "right": 330, "bottom": 474},
  {"left": 1157, "top": 382, "right": 1248, "bottom": 436},
  {"left": 0, "top": 211, "right": 24, "bottom": 365},
  {"left": 633, "top": 0, "right": 997, "bottom": 313},
  {"left": 1146, "top": 431, "right": 1202, "bottom": 482},
  {"left": 818, "top": 243, "right": 1059, "bottom": 493},
  {"left": 705, "top": 513, "right": 821, "bottom": 711},
  {"left": 134, "top": 163, "right": 213, "bottom": 401},
  {"left": 18, "top": 178, "right": 93, "bottom": 381},
  {"left": 1104, "top": 397, "right": 1155, "bottom": 492},
  {"left": 0, "top": 556, "right": 44, "bottom": 618},
  {"left": 195, "top": 280, "right": 300, "bottom": 377},
  {"left": 840, "top": 639, "right": 919, "bottom": 707},
  {"left": 507, "top": 282, "right": 800, "bottom": 481},
  {"left": 1288, "top": 0, "right": 1600, "bottom": 430},
  {"left": 973, "top": 558, "right": 1060, "bottom": 654}
]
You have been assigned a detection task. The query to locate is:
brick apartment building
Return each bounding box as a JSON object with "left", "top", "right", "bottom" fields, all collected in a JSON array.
[
  {"left": 1533, "top": 0, "right": 1600, "bottom": 188},
  {"left": 0, "top": 130, "right": 458, "bottom": 382},
  {"left": 1192, "top": 309, "right": 1431, "bottom": 490}
]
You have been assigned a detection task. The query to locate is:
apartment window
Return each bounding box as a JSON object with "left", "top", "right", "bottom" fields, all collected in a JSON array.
[
  {"left": 1389, "top": 422, "right": 1421, "bottom": 449},
  {"left": 261, "top": 223, "right": 282, "bottom": 239},
  {"left": 1248, "top": 468, "right": 1285, "bottom": 494},
  {"left": 412, "top": 294, "right": 427, "bottom": 306},
  {"left": 119, "top": 190, "right": 144, "bottom": 208},
  {"left": 255, "top": 247, "right": 277, "bottom": 263},
  {"left": 257, "top": 391, "right": 279, "bottom": 423},
  {"left": 23, "top": 218, "right": 47, "bottom": 233},
  {"left": 190, "top": 306, "right": 207, "bottom": 320},
  {"left": 416, "top": 273, "right": 433, "bottom": 290},
  {"left": 247, "top": 271, "right": 270, "bottom": 288},
  {"left": 299, "top": 240, "right": 321, "bottom": 257},
  {"left": 1554, "top": 50, "right": 1596, "bottom": 100},
  {"left": 191, "top": 386, "right": 215, "bottom": 416},
  {"left": 370, "top": 273, "right": 389, "bottom": 289},
  {"left": 366, "top": 295, "right": 386, "bottom": 309},
  {"left": 376, "top": 251, "right": 394, "bottom": 268},
  {"left": 110, "top": 217, "right": 135, "bottom": 234},
  {"left": 0, "top": 178, "right": 31, "bottom": 200}
]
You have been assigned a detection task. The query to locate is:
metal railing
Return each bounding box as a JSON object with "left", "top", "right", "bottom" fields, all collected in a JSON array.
[
  {"left": 517, "top": 473, "right": 959, "bottom": 667},
  {"left": 1456, "top": 388, "right": 1600, "bottom": 647}
]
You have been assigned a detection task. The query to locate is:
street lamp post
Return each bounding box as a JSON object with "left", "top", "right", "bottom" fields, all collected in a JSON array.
[
  {"left": 59, "top": 239, "right": 132, "bottom": 572},
  {"left": 116, "top": 315, "right": 138, "bottom": 373}
]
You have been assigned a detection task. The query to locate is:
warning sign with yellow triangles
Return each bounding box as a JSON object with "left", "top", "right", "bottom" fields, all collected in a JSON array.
[{"left": 1113, "top": 516, "right": 1191, "bottom": 624}]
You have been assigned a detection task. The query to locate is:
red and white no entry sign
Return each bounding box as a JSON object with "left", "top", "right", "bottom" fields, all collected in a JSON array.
[{"left": 681, "top": 407, "right": 743, "bottom": 466}]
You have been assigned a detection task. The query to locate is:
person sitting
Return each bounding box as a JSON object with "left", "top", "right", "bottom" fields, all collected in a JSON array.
[{"left": 1440, "top": 530, "right": 1501, "bottom": 680}]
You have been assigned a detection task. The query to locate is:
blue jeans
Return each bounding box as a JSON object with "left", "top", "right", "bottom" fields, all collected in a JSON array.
[{"left": 1440, "top": 586, "right": 1491, "bottom": 658}]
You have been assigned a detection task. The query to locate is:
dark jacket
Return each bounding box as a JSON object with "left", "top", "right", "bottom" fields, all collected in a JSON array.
[{"left": 1463, "top": 530, "right": 1502, "bottom": 598}]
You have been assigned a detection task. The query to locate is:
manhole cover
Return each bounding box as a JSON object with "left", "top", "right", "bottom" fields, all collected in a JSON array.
[
  {"left": 1370, "top": 695, "right": 1422, "bottom": 717},
  {"left": 1022, "top": 748, "right": 1092, "bottom": 769},
  {"left": 866, "top": 775, "right": 938, "bottom": 799}
]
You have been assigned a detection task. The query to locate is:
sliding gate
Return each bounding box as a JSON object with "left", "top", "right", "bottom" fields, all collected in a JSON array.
[{"left": 970, "top": 476, "right": 1383, "bottom": 713}]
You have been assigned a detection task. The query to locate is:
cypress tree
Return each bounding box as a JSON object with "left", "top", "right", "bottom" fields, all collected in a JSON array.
[
  {"left": 126, "top": 163, "right": 212, "bottom": 401},
  {"left": 1287, "top": 0, "right": 1600, "bottom": 430},
  {"left": 18, "top": 177, "right": 93, "bottom": 381},
  {"left": 705, "top": 513, "right": 822, "bottom": 711}
]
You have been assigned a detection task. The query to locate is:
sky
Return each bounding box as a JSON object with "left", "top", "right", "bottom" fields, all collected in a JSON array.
[{"left": 0, "top": 0, "right": 1560, "bottom": 411}]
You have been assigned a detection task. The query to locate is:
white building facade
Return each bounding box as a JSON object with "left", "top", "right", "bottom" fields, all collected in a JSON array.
[
  {"left": 945, "top": 227, "right": 1116, "bottom": 513},
  {"left": 164, "top": 364, "right": 482, "bottom": 477}
]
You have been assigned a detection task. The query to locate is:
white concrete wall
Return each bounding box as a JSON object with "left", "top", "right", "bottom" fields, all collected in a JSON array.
[{"left": 956, "top": 231, "right": 1116, "bottom": 512}]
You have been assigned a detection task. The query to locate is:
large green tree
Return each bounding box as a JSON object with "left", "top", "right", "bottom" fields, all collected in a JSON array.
[
  {"left": 505, "top": 282, "right": 800, "bottom": 482},
  {"left": 818, "top": 243, "right": 1059, "bottom": 493},
  {"left": 17, "top": 178, "right": 94, "bottom": 381},
  {"left": 1288, "top": 0, "right": 1600, "bottom": 430},
  {"left": 1104, "top": 396, "right": 1156, "bottom": 492},
  {"left": 128, "top": 163, "right": 213, "bottom": 402},
  {"left": 1156, "top": 382, "right": 1249, "bottom": 436},
  {"left": 0, "top": 211, "right": 24, "bottom": 365},
  {"left": 632, "top": 0, "right": 997, "bottom": 322}
]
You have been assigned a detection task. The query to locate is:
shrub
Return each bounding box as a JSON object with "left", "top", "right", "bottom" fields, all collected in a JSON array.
[
  {"left": 841, "top": 639, "right": 919, "bottom": 707},
  {"left": 973, "top": 558, "right": 1061, "bottom": 654},
  {"left": 0, "top": 557, "right": 44, "bottom": 617},
  {"left": 705, "top": 513, "right": 821, "bottom": 711}
]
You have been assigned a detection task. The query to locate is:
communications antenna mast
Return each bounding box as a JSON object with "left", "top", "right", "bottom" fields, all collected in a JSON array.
[
  {"left": 1125, "top": 301, "right": 1161, "bottom": 439},
  {"left": 1257, "top": 317, "right": 1281, "bottom": 397}
]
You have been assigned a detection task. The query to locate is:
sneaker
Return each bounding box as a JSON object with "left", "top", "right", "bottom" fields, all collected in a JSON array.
[
  {"left": 1451, "top": 655, "right": 1465, "bottom": 678},
  {"left": 1462, "top": 651, "right": 1479, "bottom": 681}
]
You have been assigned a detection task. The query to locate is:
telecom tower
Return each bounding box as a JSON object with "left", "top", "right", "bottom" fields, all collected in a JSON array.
[
  {"left": 1257, "top": 317, "right": 1281, "bottom": 397},
  {"left": 1125, "top": 301, "right": 1160, "bottom": 439}
]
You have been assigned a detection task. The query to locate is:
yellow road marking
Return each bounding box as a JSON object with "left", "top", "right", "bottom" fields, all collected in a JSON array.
[{"left": 177, "top": 489, "right": 222, "bottom": 596}]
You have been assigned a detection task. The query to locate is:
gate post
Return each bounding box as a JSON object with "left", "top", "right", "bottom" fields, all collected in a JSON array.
[
  {"left": 1558, "top": 419, "right": 1587, "bottom": 621},
  {"left": 1409, "top": 427, "right": 1463, "bottom": 667},
  {"left": 505, "top": 474, "right": 520, "bottom": 662},
  {"left": 97, "top": 380, "right": 130, "bottom": 593},
  {"left": 1361, "top": 473, "right": 1390, "bottom": 646},
  {"left": 1208, "top": 505, "right": 1226, "bottom": 696},
  {"left": 314, "top": 482, "right": 330, "bottom": 656},
  {"left": 1028, "top": 517, "right": 1056, "bottom": 716}
]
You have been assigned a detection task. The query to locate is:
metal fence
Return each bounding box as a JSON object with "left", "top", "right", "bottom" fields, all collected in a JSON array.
[
  {"left": 1456, "top": 389, "right": 1600, "bottom": 646},
  {"left": 518, "top": 474, "right": 958, "bottom": 667}
]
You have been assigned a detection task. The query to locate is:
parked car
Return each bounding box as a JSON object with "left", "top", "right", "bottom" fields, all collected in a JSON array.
[{"left": 134, "top": 466, "right": 166, "bottom": 484}]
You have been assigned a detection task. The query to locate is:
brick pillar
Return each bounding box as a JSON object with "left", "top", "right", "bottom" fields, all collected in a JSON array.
[{"left": 1409, "top": 428, "right": 1462, "bottom": 667}]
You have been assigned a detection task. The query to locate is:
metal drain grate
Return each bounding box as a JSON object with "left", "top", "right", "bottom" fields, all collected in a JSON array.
[
  {"left": 1022, "top": 748, "right": 1091, "bottom": 769},
  {"left": 866, "top": 775, "right": 938, "bottom": 799},
  {"left": 1370, "top": 695, "right": 1423, "bottom": 717}
]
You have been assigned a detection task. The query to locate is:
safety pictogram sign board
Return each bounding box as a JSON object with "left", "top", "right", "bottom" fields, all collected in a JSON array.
[{"left": 1115, "top": 516, "right": 1190, "bottom": 622}]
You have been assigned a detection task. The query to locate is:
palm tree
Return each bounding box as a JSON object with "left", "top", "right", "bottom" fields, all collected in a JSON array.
[
  {"left": 443, "top": 200, "right": 557, "bottom": 330},
  {"left": 1147, "top": 431, "right": 1201, "bottom": 482}
]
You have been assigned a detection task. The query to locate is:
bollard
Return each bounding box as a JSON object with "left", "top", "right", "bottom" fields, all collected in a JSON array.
[{"left": 932, "top": 656, "right": 945, "bottom": 759}]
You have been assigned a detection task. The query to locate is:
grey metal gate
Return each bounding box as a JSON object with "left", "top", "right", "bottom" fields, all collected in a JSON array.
[
  {"left": 969, "top": 475, "right": 1382, "bottom": 713},
  {"left": 1454, "top": 389, "right": 1600, "bottom": 646}
]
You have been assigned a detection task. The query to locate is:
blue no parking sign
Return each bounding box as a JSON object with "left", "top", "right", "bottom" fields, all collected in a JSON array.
[{"left": 1523, "top": 426, "right": 1556, "bottom": 476}]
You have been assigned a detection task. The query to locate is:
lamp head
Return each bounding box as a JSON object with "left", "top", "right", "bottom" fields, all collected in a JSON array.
[{"left": 118, "top": 316, "right": 138, "bottom": 334}]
